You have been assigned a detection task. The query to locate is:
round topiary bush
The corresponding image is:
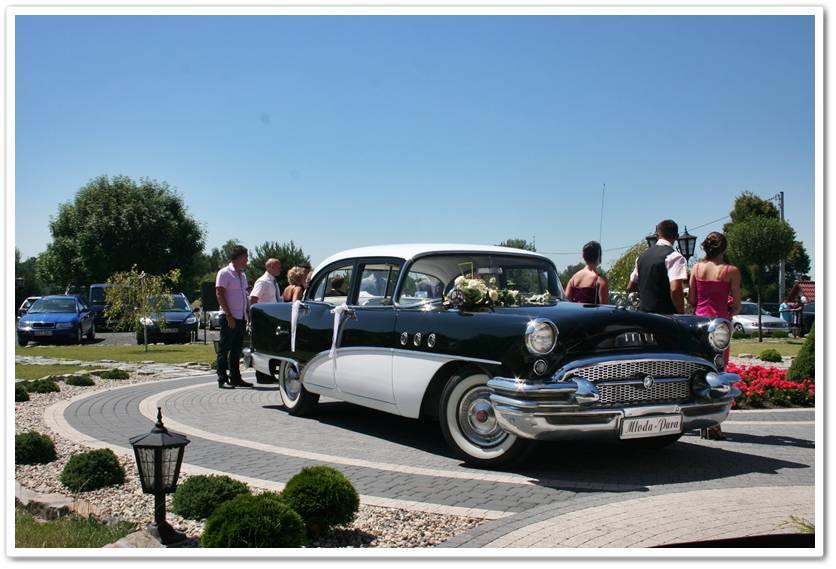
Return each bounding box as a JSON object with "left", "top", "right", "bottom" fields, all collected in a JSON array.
[
  {"left": 280, "top": 466, "right": 359, "bottom": 538},
  {"left": 787, "top": 323, "right": 815, "bottom": 382},
  {"left": 25, "top": 378, "right": 60, "bottom": 394},
  {"left": 201, "top": 492, "right": 306, "bottom": 548},
  {"left": 92, "top": 369, "right": 130, "bottom": 380},
  {"left": 65, "top": 374, "right": 95, "bottom": 387},
  {"left": 15, "top": 383, "right": 29, "bottom": 402},
  {"left": 172, "top": 475, "right": 251, "bottom": 520},
  {"left": 759, "top": 349, "right": 783, "bottom": 363},
  {"left": 15, "top": 431, "right": 57, "bottom": 465},
  {"left": 60, "top": 449, "right": 125, "bottom": 492}
]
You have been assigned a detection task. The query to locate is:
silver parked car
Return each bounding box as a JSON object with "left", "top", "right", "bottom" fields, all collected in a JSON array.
[{"left": 732, "top": 302, "right": 789, "bottom": 336}]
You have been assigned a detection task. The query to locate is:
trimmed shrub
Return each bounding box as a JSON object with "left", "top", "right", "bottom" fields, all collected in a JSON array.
[
  {"left": 787, "top": 324, "right": 815, "bottom": 382},
  {"left": 24, "top": 378, "right": 60, "bottom": 394},
  {"left": 280, "top": 466, "right": 359, "bottom": 538},
  {"left": 91, "top": 369, "right": 130, "bottom": 380},
  {"left": 772, "top": 330, "right": 789, "bottom": 339},
  {"left": 60, "top": 449, "right": 125, "bottom": 492},
  {"left": 65, "top": 374, "right": 95, "bottom": 387},
  {"left": 201, "top": 492, "right": 306, "bottom": 548},
  {"left": 15, "top": 384, "right": 29, "bottom": 402},
  {"left": 732, "top": 331, "right": 747, "bottom": 340},
  {"left": 172, "top": 475, "right": 251, "bottom": 520},
  {"left": 759, "top": 349, "right": 783, "bottom": 363},
  {"left": 16, "top": 431, "right": 57, "bottom": 465},
  {"left": 210, "top": 360, "right": 217, "bottom": 370}
]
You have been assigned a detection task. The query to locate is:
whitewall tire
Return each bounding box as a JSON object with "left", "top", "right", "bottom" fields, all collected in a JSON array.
[
  {"left": 278, "top": 361, "right": 319, "bottom": 416},
  {"left": 439, "top": 367, "right": 533, "bottom": 468}
]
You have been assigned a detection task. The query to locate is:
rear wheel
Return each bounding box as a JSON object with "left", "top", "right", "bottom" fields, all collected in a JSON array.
[
  {"left": 278, "top": 361, "right": 319, "bottom": 416},
  {"left": 439, "top": 366, "right": 533, "bottom": 468}
]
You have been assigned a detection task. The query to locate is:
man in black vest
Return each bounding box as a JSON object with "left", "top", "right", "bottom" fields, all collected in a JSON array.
[{"left": 627, "top": 219, "right": 688, "bottom": 314}]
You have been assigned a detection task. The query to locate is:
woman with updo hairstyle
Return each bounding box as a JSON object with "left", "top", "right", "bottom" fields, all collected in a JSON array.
[
  {"left": 564, "top": 241, "right": 609, "bottom": 305},
  {"left": 688, "top": 231, "right": 741, "bottom": 440},
  {"left": 282, "top": 266, "right": 307, "bottom": 302}
]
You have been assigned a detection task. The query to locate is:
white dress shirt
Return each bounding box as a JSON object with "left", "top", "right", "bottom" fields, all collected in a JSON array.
[
  {"left": 629, "top": 238, "right": 688, "bottom": 284},
  {"left": 250, "top": 271, "right": 283, "bottom": 303}
]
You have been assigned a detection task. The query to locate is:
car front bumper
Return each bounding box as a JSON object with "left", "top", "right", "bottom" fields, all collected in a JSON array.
[
  {"left": 487, "top": 365, "right": 741, "bottom": 441},
  {"left": 17, "top": 327, "right": 79, "bottom": 341},
  {"left": 140, "top": 323, "right": 197, "bottom": 341}
]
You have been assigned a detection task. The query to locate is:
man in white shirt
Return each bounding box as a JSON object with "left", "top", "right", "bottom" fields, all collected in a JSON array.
[
  {"left": 250, "top": 258, "right": 283, "bottom": 306},
  {"left": 627, "top": 219, "right": 688, "bottom": 314}
]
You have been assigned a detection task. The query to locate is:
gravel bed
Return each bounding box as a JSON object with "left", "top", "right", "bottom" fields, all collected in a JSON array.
[{"left": 14, "top": 366, "right": 485, "bottom": 547}]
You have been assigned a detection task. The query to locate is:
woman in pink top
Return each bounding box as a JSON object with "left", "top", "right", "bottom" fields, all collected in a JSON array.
[
  {"left": 565, "top": 241, "right": 609, "bottom": 305},
  {"left": 688, "top": 231, "right": 741, "bottom": 440}
]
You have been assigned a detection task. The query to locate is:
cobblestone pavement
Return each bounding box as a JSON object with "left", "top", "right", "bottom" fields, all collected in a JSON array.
[{"left": 49, "top": 368, "right": 816, "bottom": 548}]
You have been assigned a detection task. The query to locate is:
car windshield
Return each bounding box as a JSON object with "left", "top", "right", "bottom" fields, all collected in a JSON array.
[
  {"left": 740, "top": 304, "right": 769, "bottom": 316},
  {"left": 89, "top": 286, "right": 108, "bottom": 305},
  {"left": 398, "top": 253, "right": 563, "bottom": 307},
  {"left": 149, "top": 295, "right": 191, "bottom": 312},
  {"left": 28, "top": 298, "right": 77, "bottom": 313}
]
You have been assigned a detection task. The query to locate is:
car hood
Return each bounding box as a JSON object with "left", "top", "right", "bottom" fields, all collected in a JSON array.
[
  {"left": 734, "top": 314, "right": 786, "bottom": 324},
  {"left": 148, "top": 311, "right": 194, "bottom": 323},
  {"left": 20, "top": 312, "right": 78, "bottom": 324}
]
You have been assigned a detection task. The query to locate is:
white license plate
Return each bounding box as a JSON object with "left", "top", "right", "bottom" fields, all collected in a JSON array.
[
  {"left": 33, "top": 330, "right": 53, "bottom": 336},
  {"left": 620, "top": 415, "right": 682, "bottom": 439},
  {"left": 161, "top": 328, "right": 179, "bottom": 333}
]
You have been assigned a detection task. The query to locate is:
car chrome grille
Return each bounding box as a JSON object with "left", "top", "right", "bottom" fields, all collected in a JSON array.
[
  {"left": 568, "top": 360, "right": 706, "bottom": 383},
  {"left": 597, "top": 380, "right": 691, "bottom": 406},
  {"left": 31, "top": 322, "right": 55, "bottom": 329}
]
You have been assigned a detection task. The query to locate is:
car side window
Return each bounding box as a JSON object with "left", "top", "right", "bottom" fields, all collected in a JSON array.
[
  {"left": 310, "top": 265, "right": 353, "bottom": 306},
  {"left": 357, "top": 263, "right": 401, "bottom": 307},
  {"left": 398, "top": 270, "right": 445, "bottom": 307}
]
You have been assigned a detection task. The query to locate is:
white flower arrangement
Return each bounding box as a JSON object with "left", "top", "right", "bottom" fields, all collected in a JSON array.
[{"left": 445, "top": 276, "right": 553, "bottom": 309}]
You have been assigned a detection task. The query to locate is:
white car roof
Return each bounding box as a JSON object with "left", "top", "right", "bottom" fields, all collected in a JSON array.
[{"left": 313, "top": 243, "right": 551, "bottom": 275}]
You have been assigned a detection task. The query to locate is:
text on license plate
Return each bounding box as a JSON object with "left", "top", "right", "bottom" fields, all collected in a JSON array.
[
  {"left": 34, "top": 330, "right": 53, "bottom": 336},
  {"left": 620, "top": 415, "right": 682, "bottom": 439},
  {"left": 161, "top": 328, "right": 178, "bottom": 333}
]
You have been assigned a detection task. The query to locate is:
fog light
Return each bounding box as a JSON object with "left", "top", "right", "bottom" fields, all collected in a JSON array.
[{"left": 533, "top": 359, "right": 548, "bottom": 375}]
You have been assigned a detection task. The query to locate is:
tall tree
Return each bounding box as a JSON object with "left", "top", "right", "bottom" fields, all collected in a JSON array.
[
  {"left": 15, "top": 249, "right": 47, "bottom": 306},
  {"left": 246, "top": 240, "right": 310, "bottom": 290},
  {"left": 38, "top": 175, "right": 205, "bottom": 291},
  {"left": 497, "top": 238, "right": 536, "bottom": 252},
  {"left": 606, "top": 241, "right": 647, "bottom": 294},
  {"left": 727, "top": 216, "right": 795, "bottom": 342}
]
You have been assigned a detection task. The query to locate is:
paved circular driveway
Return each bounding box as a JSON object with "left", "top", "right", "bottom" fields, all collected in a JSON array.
[{"left": 50, "top": 372, "right": 816, "bottom": 547}]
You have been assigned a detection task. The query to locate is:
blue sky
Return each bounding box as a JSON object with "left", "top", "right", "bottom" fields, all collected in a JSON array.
[{"left": 14, "top": 15, "right": 815, "bottom": 274}]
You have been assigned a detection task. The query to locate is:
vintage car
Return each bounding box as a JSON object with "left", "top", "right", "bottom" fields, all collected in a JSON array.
[{"left": 246, "top": 244, "right": 740, "bottom": 468}]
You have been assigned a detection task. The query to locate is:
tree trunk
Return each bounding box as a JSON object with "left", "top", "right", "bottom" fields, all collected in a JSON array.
[
  {"left": 757, "top": 290, "right": 763, "bottom": 343},
  {"left": 143, "top": 323, "right": 149, "bottom": 352}
]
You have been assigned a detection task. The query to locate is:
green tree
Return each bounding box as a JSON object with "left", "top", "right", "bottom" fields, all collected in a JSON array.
[
  {"left": 38, "top": 175, "right": 205, "bottom": 291},
  {"left": 727, "top": 217, "right": 795, "bottom": 342},
  {"left": 558, "top": 262, "right": 585, "bottom": 288},
  {"left": 497, "top": 238, "right": 536, "bottom": 252},
  {"left": 104, "top": 266, "right": 181, "bottom": 351},
  {"left": 605, "top": 241, "right": 647, "bottom": 294},
  {"left": 245, "top": 241, "right": 310, "bottom": 290},
  {"left": 15, "top": 249, "right": 47, "bottom": 307}
]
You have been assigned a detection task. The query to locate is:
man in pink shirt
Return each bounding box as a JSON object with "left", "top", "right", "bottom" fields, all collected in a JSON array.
[{"left": 215, "top": 245, "right": 252, "bottom": 388}]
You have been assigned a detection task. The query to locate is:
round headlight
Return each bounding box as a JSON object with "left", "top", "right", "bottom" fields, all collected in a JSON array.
[
  {"left": 525, "top": 318, "right": 558, "bottom": 355},
  {"left": 707, "top": 319, "right": 731, "bottom": 352}
]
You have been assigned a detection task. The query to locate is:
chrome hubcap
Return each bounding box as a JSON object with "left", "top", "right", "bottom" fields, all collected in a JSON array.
[
  {"left": 458, "top": 387, "right": 506, "bottom": 448},
  {"left": 283, "top": 365, "right": 301, "bottom": 402}
]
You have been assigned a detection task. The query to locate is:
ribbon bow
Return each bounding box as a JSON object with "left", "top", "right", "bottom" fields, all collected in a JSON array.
[
  {"left": 290, "top": 300, "right": 302, "bottom": 352},
  {"left": 329, "top": 303, "right": 351, "bottom": 358}
]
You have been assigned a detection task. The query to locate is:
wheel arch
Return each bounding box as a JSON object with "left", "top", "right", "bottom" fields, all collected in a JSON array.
[{"left": 418, "top": 360, "right": 500, "bottom": 421}]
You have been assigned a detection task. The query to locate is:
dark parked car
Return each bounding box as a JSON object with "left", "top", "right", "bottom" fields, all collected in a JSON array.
[
  {"left": 801, "top": 302, "right": 815, "bottom": 336},
  {"left": 88, "top": 283, "right": 114, "bottom": 328},
  {"left": 137, "top": 293, "right": 198, "bottom": 344},
  {"left": 246, "top": 244, "right": 740, "bottom": 468},
  {"left": 17, "top": 295, "right": 96, "bottom": 346}
]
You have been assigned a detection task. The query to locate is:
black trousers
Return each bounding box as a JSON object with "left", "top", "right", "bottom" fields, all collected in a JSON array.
[{"left": 217, "top": 317, "right": 245, "bottom": 382}]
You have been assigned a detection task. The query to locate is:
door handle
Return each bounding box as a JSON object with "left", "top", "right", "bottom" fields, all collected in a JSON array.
[{"left": 344, "top": 308, "right": 357, "bottom": 320}]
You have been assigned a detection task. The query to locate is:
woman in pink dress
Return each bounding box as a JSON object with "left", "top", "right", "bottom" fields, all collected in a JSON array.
[
  {"left": 565, "top": 241, "right": 609, "bottom": 305},
  {"left": 688, "top": 231, "right": 742, "bottom": 440}
]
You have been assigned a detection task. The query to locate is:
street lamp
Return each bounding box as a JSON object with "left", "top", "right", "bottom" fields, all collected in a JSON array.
[
  {"left": 129, "top": 407, "right": 190, "bottom": 545},
  {"left": 676, "top": 226, "right": 698, "bottom": 262},
  {"left": 645, "top": 230, "right": 658, "bottom": 249}
]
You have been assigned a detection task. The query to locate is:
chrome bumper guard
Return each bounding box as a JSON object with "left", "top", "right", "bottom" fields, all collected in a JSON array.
[{"left": 487, "top": 369, "right": 741, "bottom": 441}]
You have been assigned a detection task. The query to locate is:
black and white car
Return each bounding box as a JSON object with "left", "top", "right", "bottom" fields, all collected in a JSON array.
[{"left": 247, "top": 244, "right": 740, "bottom": 467}]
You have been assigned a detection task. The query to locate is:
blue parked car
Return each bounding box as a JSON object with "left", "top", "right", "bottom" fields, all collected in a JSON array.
[{"left": 17, "top": 295, "right": 96, "bottom": 346}]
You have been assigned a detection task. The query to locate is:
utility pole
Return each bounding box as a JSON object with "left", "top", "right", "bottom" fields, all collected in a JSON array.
[{"left": 778, "top": 191, "right": 785, "bottom": 303}]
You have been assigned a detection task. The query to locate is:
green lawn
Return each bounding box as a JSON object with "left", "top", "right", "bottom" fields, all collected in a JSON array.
[
  {"left": 15, "top": 343, "right": 216, "bottom": 365},
  {"left": 15, "top": 363, "right": 106, "bottom": 380},
  {"left": 730, "top": 338, "right": 804, "bottom": 357},
  {"left": 15, "top": 508, "right": 135, "bottom": 548}
]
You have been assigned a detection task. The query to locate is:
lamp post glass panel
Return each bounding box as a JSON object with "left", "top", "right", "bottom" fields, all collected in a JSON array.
[
  {"left": 129, "top": 407, "right": 190, "bottom": 545},
  {"left": 676, "top": 227, "right": 697, "bottom": 262},
  {"left": 645, "top": 231, "right": 659, "bottom": 248}
]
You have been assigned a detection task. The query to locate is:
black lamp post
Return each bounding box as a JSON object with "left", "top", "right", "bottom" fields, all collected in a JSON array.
[
  {"left": 645, "top": 230, "right": 658, "bottom": 249},
  {"left": 129, "top": 407, "right": 190, "bottom": 545},
  {"left": 676, "top": 226, "right": 698, "bottom": 262}
]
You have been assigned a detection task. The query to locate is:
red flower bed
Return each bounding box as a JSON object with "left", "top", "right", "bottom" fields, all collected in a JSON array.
[{"left": 726, "top": 363, "right": 815, "bottom": 408}]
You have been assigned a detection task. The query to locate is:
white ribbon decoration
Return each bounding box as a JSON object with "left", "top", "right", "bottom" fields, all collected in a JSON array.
[
  {"left": 290, "top": 300, "right": 301, "bottom": 352},
  {"left": 329, "top": 303, "right": 350, "bottom": 359}
]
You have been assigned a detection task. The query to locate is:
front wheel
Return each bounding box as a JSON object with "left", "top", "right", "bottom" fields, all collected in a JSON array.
[
  {"left": 75, "top": 327, "right": 83, "bottom": 345},
  {"left": 86, "top": 322, "right": 96, "bottom": 341},
  {"left": 278, "top": 361, "right": 319, "bottom": 416},
  {"left": 17, "top": 335, "right": 28, "bottom": 347},
  {"left": 733, "top": 323, "right": 745, "bottom": 334},
  {"left": 439, "top": 367, "right": 533, "bottom": 468}
]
